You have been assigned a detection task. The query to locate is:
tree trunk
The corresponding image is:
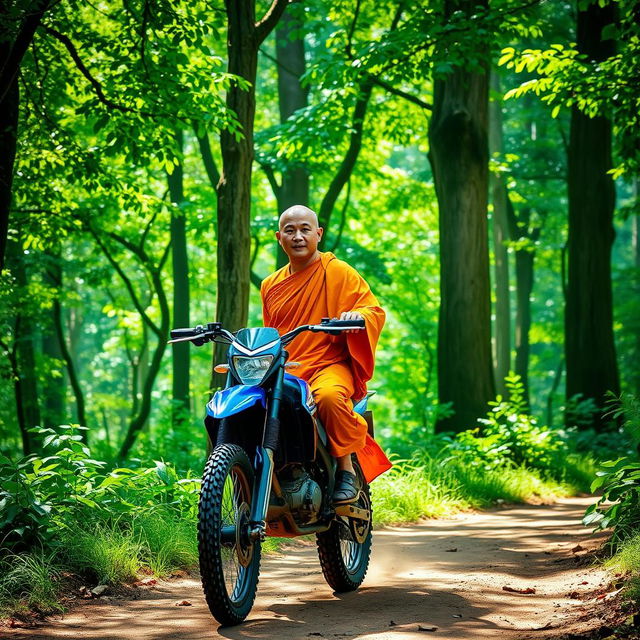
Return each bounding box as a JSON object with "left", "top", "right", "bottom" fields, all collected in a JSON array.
[
  {"left": 633, "top": 184, "right": 640, "bottom": 397},
  {"left": 565, "top": 1, "right": 619, "bottom": 427},
  {"left": 513, "top": 223, "right": 535, "bottom": 405},
  {"left": 428, "top": 0, "right": 494, "bottom": 432},
  {"left": 274, "top": 4, "right": 309, "bottom": 268},
  {"left": 168, "top": 130, "right": 190, "bottom": 424},
  {"left": 505, "top": 199, "right": 539, "bottom": 409},
  {"left": 42, "top": 255, "right": 66, "bottom": 427},
  {"left": 489, "top": 72, "right": 511, "bottom": 396},
  {"left": 12, "top": 244, "right": 41, "bottom": 447},
  {"left": 53, "top": 297, "right": 87, "bottom": 432},
  {"left": 213, "top": 0, "right": 287, "bottom": 385},
  {"left": 0, "top": 0, "right": 53, "bottom": 270},
  {"left": 0, "top": 73, "right": 18, "bottom": 272}
]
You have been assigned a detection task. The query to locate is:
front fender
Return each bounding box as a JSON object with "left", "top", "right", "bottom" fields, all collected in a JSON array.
[{"left": 206, "top": 385, "right": 267, "bottom": 419}]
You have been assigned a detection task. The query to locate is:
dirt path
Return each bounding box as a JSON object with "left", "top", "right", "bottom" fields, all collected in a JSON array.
[{"left": 4, "top": 497, "right": 614, "bottom": 640}]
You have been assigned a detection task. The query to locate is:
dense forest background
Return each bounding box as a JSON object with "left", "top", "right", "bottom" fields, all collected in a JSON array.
[{"left": 1, "top": 0, "right": 639, "bottom": 466}]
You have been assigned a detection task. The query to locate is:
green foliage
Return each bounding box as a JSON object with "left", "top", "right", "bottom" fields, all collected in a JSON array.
[
  {"left": 372, "top": 448, "right": 581, "bottom": 527},
  {"left": 583, "top": 394, "right": 640, "bottom": 547},
  {"left": 585, "top": 457, "right": 640, "bottom": 547},
  {"left": 500, "top": 0, "right": 640, "bottom": 175},
  {"left": 446, "top": 374, "right": 566, "bottom": 474},
  {"left": 0, "top": 425, "right": 199, "bottom": 557},
  {"left": 64, "top": 525, "right": 142, "bottom": 585},
  {"left": 606, "top": 531, "right": 640, "bottom": 606},
  {"left": 0, "top": 551, "right": 64, "bottom": 617}
]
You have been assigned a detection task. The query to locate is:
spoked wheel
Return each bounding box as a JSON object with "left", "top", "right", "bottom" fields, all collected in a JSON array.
[
  {"left": 316, "top": 463, "right": 372, "bottom": 592},
  {"left": 198, "top": 444, "right": 261, "bottom": 626}
]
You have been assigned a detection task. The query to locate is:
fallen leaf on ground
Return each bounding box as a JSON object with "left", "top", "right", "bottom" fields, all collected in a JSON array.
[
  {"left": 175, "top": 600, "right": 192, "bottom": 606},
  {"left": 502, "top": 586, "right": 536, "bottom": 594},
  {"left": 571, "top": 544, "right": 584, "bottom": 553},
  {"left": 135, "top": 578, "right": 157, "bottom": 587},
  {"left": 580, "top": 581, "right": 588, "bottom": 585}
]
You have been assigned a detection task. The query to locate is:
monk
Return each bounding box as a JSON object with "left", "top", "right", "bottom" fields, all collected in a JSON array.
[{"left": 260, "top": 205, "right": 389, "bottom": 504}]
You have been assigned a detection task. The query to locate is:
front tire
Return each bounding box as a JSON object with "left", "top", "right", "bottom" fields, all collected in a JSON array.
[
  {"left": 198, "top": 444, "right": 260, "bottom": 626},
  {"left": 316, "top": 464, "right": 372, "bottom": 592}
]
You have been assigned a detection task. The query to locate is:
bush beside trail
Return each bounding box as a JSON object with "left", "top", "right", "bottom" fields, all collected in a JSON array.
[{"left": 1, "top": 385, "right": 639, "bottom": 620}]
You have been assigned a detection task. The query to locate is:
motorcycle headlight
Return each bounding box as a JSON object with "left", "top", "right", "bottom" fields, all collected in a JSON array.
[{"left": 232, "top": 355, "right": 274, "bottom": 385}]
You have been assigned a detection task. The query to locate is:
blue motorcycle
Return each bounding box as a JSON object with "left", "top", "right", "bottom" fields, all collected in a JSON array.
[{"left": 169, "top": 318, "right": 375, "bottom": 625}]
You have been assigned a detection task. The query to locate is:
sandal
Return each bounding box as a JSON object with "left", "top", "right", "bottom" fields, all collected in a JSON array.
[{"left": 333, "top": 470, "right": 359, "bottom": 505}]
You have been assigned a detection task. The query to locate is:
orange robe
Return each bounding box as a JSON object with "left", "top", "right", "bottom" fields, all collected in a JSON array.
[{"left": 261, "top": 252, "right": 391, "bottom": 482}]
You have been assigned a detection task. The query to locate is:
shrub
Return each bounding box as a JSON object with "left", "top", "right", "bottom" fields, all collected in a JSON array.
[
  {"left": 583, "top": 394, "right": 640, "bottom": 548},
  {"left": 584, "top": 456, "right": 640, "bottom": 547}
]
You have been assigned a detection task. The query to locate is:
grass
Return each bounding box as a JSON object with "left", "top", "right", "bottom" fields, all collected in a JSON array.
[
  {"left": 606, "top": 531, "right": 640, "bottom": 605},
  {"left": 0, "top": 551, "right": 64, "bottom": 617},
  {"left": 371, "top": 452, "right": 588, "bottom": 526},
  {"left": 0, "top": 448, "right": 597, "bottom": 619}
]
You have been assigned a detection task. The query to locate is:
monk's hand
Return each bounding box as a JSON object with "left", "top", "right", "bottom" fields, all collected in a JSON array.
[{"left": 339, "top": 311, "right": 364, "bottom": 334}]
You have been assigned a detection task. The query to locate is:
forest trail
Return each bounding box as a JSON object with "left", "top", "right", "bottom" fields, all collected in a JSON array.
[{"left": 4, "top": 497, "right": 613, "bottom": 640}]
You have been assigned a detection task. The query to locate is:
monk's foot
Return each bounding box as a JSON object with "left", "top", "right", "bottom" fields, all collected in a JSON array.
[{"left": 333, "top": 470, "right": 359, "bottom": 505}]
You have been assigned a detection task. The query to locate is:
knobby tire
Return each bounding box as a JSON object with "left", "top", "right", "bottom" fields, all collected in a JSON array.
[
  {"left": 316, "top": 467, "right": 372, "bottom": 592},
  {"left": 198, "top": 444, "right": 261, "bottom": 626}
]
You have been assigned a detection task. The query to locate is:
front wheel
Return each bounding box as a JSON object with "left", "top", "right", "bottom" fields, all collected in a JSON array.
[
  {"left": 198, "top": 444, "right": 261, "bottom": 626},
  {"left": 316, "top": 464, "right": 372, "bottom": 592}
]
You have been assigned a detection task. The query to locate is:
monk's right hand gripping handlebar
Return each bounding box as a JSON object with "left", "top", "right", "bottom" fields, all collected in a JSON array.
[{"left": 319, "top": 317, "right": 365, "bottom": 329}]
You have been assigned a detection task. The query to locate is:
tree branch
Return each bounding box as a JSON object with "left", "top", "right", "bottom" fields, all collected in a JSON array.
[
  {"left": 255, "top": 0, "right": 290, "bottom": 45},
  {"left": 0, "top": 0, "right": 53, "bottom": 103},
  {"left": 328, "top": 178, "right": 351, "bottom": 252},
  {"left": 318, "top": 77, "right": 373, "bottom": 235},
  {"left": 195, "top": 128, "right": 221, "bottom": 190},
  {"left": 259, "top": 161, "right": 281, "bottom": 198},
  {"left": 43, "top": 26, "right": 154, "bottom": 117},
  {"left": 367, "top": 73, "right": 432, "bottom": 110},
  {"left": 345, "top": 0, "right": 362, "bottom": 58},
  {"left": 91, "top": 229, "right": 161, "bottom": 337}
]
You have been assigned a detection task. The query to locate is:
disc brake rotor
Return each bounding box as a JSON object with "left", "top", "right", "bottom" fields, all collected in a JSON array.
[
  {"left": 349, "top": 491, "right": 371, "bottom": 544},
  {"left": 235, "top": 502, "right": 253, "bottom": 568}
]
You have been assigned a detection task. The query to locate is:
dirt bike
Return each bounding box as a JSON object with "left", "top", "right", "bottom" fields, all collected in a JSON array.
[{"left": 169, "top": 318, "right": 375, "bottom": 626}]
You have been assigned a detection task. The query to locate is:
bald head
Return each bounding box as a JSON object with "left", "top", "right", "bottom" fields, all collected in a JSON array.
[
  {"left": 276, "top": 204, "right": 323, "bottom": 272},
  {"left": 278, "top": 205, "right": 319, "bottom": 230}
]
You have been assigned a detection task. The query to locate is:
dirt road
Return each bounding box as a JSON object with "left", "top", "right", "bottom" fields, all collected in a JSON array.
[{"left": 4, "top": 497, "right": 613, "bottom": 640}]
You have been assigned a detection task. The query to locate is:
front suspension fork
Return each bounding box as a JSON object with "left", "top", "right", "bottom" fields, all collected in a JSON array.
[{"left": 248, "top": 359, "right": 285, "bottom": 540}]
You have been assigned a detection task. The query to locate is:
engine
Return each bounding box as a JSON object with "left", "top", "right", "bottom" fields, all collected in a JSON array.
[{"left": 279, "top": 466, "right": 322, "bottom": 524}]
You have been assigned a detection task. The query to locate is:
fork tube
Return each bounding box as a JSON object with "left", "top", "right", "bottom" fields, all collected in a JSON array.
[{"left": 250, "top": 356, "right": 285, "bottom": 534}]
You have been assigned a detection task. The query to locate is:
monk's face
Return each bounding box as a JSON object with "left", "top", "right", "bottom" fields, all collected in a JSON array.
[{"left": 276, "top": 207, "right": 323, "bottom": 267}]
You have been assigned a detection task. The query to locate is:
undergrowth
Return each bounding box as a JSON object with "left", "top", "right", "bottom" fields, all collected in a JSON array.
[
  {"left": 0, "top": 381, "right": 606, "bottom": 619},
  {"left": 606, "top": 531, "right": 640, "bottom": 605}
]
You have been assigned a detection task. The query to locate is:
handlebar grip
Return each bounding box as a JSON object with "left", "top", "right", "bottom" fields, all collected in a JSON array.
[
  {"left": 170, "top": 328, "right": 200, "bottom": 340},
  {"left": 320, "top": 318, "right": 365, "bottom": 328}
]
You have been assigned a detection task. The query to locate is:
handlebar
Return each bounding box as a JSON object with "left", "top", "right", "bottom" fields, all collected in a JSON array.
[{"left": 168, "top": 317, "right": 365, "bottom": 347}]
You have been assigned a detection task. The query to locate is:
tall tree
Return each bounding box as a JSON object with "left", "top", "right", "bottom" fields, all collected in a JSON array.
[
  {"left": 489, "top": 72, "right": 511, "bottom": 396},
  {"left": 565, "top": 0, "right": 619, "bottom": 425},
  {"left": 213, "top": 0, "right": 288, "bottom": 377},
  {"left": 429, "top": 0, "right": 495, "bottom": 432},
  {"left": 274, "top": 3, "right": 309, "bottom": 268},
  {"left": 0, "top": 0, "right": 54, "bottom": 270},
  {"left": 506, "top": 200, "right": 540, "bottom": 405},
  {"left": 168, "top": 130, "right": 190, "bottom": 425}
]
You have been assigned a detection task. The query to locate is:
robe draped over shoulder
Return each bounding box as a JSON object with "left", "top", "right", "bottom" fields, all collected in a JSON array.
[
  {"left": 261, "top": 252, "right": 390, "bottom": 482},
  {"left": 261, "top": 252, "right": 385, "bottom": 400}
]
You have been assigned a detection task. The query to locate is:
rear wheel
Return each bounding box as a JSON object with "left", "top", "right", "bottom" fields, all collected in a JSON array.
[
  {"left": 198, "top": 444, "right": 260, "bottom": 625},
  {"left": 316, "top": 464, "right": 372, "bottom": 592}
]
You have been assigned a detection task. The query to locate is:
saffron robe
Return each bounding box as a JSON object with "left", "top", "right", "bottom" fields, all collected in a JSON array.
[{"left": 261, "top": 252, "right": 391, "bottom": 482}]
